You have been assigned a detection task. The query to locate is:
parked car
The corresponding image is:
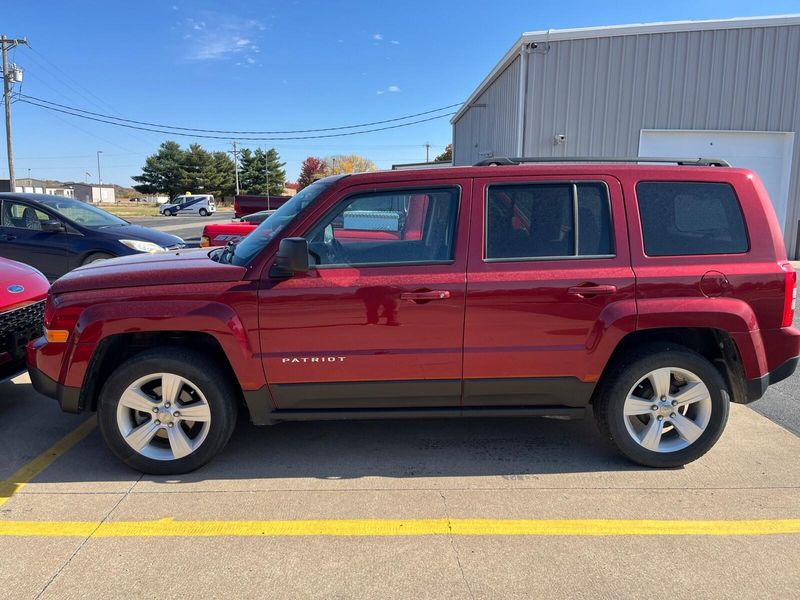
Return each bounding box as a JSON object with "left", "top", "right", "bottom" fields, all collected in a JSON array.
[
  {"left": 159, "top": 194, "right": 216, "bottom": 217},
  {"left": 200, "top": 210, "right": 273, "bottom": 247},
  {"left": 233, "top": 195, "right": 290, "bottom": 218},
  {"left": 0, "top": 257, "right": 49, "bottom": 382},
  {"left": 0, "top": 193, "right": 185, "bottom": 280},
  {"left": 27, "top": 159, "right": 800, "bottom": 474}
]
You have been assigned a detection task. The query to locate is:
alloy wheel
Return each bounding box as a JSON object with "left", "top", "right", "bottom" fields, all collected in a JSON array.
[
  {"left": 116, "top": 372, "right": 212, "bottom": 461},
  {"left": 622, "top": 367, "right": 712, "bottom": 453}
]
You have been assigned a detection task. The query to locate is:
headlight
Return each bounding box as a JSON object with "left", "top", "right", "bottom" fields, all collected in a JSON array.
[{"left": 119, "top": 239, "right": 165, "bottom": 253}]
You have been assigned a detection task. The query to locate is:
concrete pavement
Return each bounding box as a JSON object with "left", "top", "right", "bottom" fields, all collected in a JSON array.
[{"left": 1, "top": 370, "right": 798, "bottom": 599}]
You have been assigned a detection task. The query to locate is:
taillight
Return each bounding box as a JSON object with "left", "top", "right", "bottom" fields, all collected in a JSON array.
[
  {"left": 200, "top": 235, "right": 210, "bottom": 248},
  {"left": 780, "top": 261, "right": 797, "bottom": 327}
]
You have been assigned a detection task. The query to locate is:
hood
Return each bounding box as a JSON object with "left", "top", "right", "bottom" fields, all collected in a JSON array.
[
  {"left": 50, "top": 248, "right": 247, "bottom": 294},
  {"left": 97, "top": 224, "right": 185, "bottom": 248},
  {"left": 0, "top": 257, "right": 50, "bottom": 311}
]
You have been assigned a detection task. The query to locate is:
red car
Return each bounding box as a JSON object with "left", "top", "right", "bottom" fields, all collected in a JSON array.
[
  {"left": 27, "top": 159, "right": 800, "bottom": 474},
  {"left": 1, "top": 257, "right": 49, "bottom": 382},
  {"left": 200, "top": 211, "right": 270, "bottom": 248}
]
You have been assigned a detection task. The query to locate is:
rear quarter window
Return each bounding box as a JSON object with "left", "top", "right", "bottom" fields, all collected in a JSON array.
[{"left": 636, "top": 182, "right": 749, "bottom": 256}]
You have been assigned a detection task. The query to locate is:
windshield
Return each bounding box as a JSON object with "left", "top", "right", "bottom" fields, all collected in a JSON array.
[
  {"left": 37, "top": 196, "right": 128, "bottom": 228},
  {"left": 228, "top": 176, "right": 344, "bottom": 266}
]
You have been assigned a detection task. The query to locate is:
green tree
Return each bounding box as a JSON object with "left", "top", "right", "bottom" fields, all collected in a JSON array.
[
  {"left": 435, "top": 144, "right": 452, "bottom": 163},
  {"left": 133, "top": 141, "right": 236, "bottom": 199},
  {"left": 240, "top": 147, "right": 286, "bottom": 195},
  {"left": 132, "top": 141, "right": 185, "bottom": 199}
]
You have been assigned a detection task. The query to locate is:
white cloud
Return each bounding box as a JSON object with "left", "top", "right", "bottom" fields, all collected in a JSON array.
[
  {"left": 245, "top": 57, "right": 256, "bottom": 64},
  {"left": 387, "top": 85, "right": 400, "bottom": 93},
  {"left": 372, "top": 33, "right": 383, "bottom": 40},
  {"left": 182, "top": 13, "right": 263, "bottom": 62},
  {"left": 171, "top": 4, "right": 179, "bottom": 10},
  {"left": 390, "top": 40, "right": 400, "bottom": 45},
  {"left": 376, "top": 90, "right": 385, "bottom": 95}
]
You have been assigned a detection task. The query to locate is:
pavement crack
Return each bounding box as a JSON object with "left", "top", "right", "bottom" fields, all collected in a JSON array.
[
  {"left": 439, "top": 491, "right": 475, "bottom": 600},
  {"left": 34, "top": 474, "right": 144, "bottom": 599}
]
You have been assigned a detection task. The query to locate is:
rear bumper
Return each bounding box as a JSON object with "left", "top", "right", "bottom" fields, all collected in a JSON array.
[
  {"left": 28, "top": 365, "right": 82, "bottom": 413},
  {"left": 745, "top": 356, "right": 799, "bottom": 402}
]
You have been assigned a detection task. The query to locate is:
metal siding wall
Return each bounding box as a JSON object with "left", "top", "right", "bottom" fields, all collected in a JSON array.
[
  {"left": 518, "top": 25, "right": 800, "bottom": 256},
  {"left": 453, "top": 57, "right": 520, "bottom": 165}
]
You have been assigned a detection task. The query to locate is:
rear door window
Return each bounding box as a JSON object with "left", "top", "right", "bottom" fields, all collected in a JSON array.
[
  {"left": 636, "top": 182, "right": 748, "bottom": 256},
  {"left": 485, "top": 182, "right": 613, "bottom": 260}
]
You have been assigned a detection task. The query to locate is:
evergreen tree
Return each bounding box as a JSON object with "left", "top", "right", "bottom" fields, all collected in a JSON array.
[
  {"left": 240, "top": 147, "right": 286, "bottom": 195},
  {"left": 132, "top": 141, "right": 186, "bottom": 199}
]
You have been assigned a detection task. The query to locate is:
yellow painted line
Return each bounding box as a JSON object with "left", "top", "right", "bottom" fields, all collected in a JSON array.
[
  {"left": 1, "top": 518, "right": 799, "bottom": 538},
  {"left": 0, "top": 417, "right": 96, "bottom": 508}
]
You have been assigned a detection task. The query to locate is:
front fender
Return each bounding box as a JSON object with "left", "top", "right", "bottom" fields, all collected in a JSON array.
[{"left": 62, "top": 300, "right": 263, "bottom": 390}]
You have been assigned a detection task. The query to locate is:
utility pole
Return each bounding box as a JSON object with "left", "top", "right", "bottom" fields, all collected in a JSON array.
[
  {"left": 230, "top": 141, "right": 240, "bottom": 195},
  {"left": 2, "top": 35, "right": 28, "bottom": 190},
  {"left": 96, "top": 150, "right": 103, "bottom": 184},
  {"left": 262, "top": 147, "right": 270, "bottom": 209},
  {"left": 424, "top": 143, "right": 431, "bottom": 163}
]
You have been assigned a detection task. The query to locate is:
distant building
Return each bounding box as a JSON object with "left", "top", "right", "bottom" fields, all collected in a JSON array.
[
  {"left": 72, "top": 183, "right": 116, "bottom": 204},
  {"left": 284, "top": 183, "right": 299, "bottom": 197},
  {"left": 451, "top": 14, "right": 800, "bottom": 257},
  {"left": 0, "top": 178, "right": 74, "bottom": 197}
]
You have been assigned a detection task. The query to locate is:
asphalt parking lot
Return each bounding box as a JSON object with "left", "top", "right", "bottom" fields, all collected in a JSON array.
[
  {"left": 129, "top": 211, "right": 236, "bottom": 247},
  {"left": 1, "top": 273, "right": 798, "bottom": 600}
]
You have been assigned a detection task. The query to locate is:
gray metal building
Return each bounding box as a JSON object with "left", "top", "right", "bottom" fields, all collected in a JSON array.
[{"left": 451, "top": 15, "right": 800, "bottom": 257}]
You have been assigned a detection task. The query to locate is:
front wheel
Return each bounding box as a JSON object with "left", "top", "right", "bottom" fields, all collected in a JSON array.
[
  {"left": 98, "top": 348, "right": 238, "bottom": 474},
  {"left": 594, "top": 344, "right": 729, "bottom": 468}
]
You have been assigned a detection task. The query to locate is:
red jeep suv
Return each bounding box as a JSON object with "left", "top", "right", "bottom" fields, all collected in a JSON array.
[{"left": 27, "top": 158, "right": 800, "bottom": 474}]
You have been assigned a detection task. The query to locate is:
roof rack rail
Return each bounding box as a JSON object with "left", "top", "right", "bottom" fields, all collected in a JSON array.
[{"left": 474, "top": 156, "right": 731, "bottom": 167}]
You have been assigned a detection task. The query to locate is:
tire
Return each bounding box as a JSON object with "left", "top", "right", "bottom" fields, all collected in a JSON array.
[
  {"left": 170, "top": 209, "right": 178, "bottom": 217},
  {"left": 82, "top": 252, "right": 114, "bottom": 266},
  {"left": 97, "top": 348, "right": 238, "bottom": 475},
  {"left": 199, "top": 208, "right": 208, "bottom": 217},
  {"left": 593, "top": 343, "right": 729, "bottom": 468}
]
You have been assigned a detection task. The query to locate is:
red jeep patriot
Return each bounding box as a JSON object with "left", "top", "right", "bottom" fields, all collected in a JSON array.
[{"left": 27, "top": 158, "right": 800, "bottom": 474}]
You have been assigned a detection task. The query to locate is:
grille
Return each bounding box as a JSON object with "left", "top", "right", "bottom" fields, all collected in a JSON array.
[{"left": 0, "top": 300, "right": 45, "bottom": 358}]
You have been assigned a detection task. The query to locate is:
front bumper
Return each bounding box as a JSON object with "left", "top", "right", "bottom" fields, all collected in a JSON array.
[
  {"left": 28, "top": 364, "right": 82, "bottom": 413},
  {"left": 745, "top": 356, "right": 799, "bottom": 401}
]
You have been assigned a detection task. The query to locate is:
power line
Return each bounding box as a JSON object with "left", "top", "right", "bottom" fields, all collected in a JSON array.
[
  {"left": 19, "top": 98, "right": 457, "bottom": 141},
  {"left": 19, "top": 93, "right": 462, "bottom": 134}
]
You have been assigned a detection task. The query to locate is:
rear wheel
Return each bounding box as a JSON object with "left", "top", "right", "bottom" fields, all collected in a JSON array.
[
  {"left": 98, "top": 348, "right": 238, "bottom": 474},
  {"left": 594, "top": 344, "right": 729, "bottom": 468},
  {"left": 199, "top": 208, "right": 208, "bottom": 217}
]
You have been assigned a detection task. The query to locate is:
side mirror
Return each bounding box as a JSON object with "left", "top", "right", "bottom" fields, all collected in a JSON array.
[
  {"left": 271, "top": 237, "right": 309, "bottom": 277},
  {"left": 41, "top": 220, "right": 66, "bottom": 233}
]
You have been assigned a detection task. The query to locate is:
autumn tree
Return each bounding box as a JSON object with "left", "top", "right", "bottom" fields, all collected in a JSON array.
[
  {"left": 435, "top": 144, "right": 452, "bottom": 162},
  {"left": 323, "top": 154, "right": 377, "bottom": 175},
  {"left": 297, "top": 156, "right": 326, "bottom": 190}
]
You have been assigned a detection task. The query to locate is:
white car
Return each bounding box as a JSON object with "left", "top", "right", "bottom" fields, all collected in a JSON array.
[{"left": 160, "top": 195, "right": 216, "bottom": 217}]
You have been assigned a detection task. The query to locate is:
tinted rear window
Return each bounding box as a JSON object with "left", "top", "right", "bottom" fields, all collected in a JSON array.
[
  {"left": 636, "top": 182, "right": 748, "bottom": 256},
  {"left": 485, "top": 182, "right": 613, "bottom": 260}
]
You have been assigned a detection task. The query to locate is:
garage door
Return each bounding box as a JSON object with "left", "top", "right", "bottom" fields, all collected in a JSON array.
[{"left": 639, "top": 130, "right": 795, "bottom": 233}]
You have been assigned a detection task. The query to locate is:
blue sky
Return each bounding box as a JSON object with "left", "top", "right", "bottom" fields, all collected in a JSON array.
[{"left": 2, "top": 0, "right": 799, "bottom": 186}]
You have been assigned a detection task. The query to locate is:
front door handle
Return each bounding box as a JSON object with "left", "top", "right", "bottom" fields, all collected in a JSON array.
[
  {"left": 567, "top": 284, "right": 617, "bottom": 298},
  {"left": 401, "top": 290, "right": 451, "bottom": 303}
]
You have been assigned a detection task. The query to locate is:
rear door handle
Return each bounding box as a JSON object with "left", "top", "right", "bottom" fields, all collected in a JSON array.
[
  {"left": 401, "top": 290, "right": 451, "bottom": 303},
  {"left": 567, "top": 284, "right": 617, "bottom": 298}
]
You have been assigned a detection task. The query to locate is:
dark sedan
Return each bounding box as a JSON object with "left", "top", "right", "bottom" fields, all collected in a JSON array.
[{"left": 0, "top": 193, "right": 185, "bottom": 280}]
